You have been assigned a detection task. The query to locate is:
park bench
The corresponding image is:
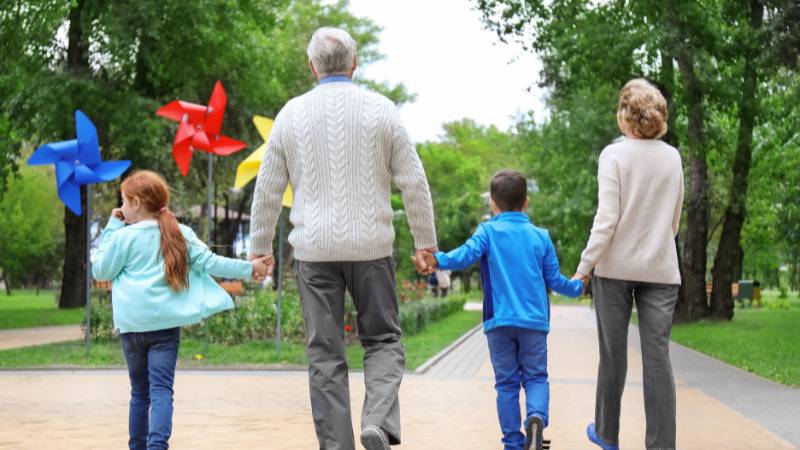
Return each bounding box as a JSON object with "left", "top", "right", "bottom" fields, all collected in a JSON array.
[{"left": 705, "top": 281, "right": 761, "bottom": 307}]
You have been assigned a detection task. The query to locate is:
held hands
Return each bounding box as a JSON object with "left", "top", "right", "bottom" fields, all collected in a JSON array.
[
  {"left": 411, "top": 247, "right": 439, "bottom": 276},
  {"left": 572, "top": 272, "right": 589, "bottom": 291},
  {"left": 249, "top": 255, "right": 275, "bottom": 282}
]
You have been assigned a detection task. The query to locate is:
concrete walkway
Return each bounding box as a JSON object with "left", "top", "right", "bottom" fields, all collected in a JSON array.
[
  {"left": 0, "top": 325, "right": 82, "bottom": 351},
  {"left": 0, "top": 306, "right": 797, "bottom": 449}
]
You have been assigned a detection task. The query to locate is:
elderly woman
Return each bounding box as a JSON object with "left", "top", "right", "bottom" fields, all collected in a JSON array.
[{"left": 575, "top": 79, "right": 684, "bottom": 450}]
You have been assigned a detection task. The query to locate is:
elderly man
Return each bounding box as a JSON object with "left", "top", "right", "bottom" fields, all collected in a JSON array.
[{"left": 249, "top": 27, "right": 437, "bottom": 450}]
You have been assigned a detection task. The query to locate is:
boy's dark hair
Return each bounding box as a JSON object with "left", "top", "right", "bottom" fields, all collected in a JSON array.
[{"left": 490, "top": 170, "right": 528, "bottom": 211}]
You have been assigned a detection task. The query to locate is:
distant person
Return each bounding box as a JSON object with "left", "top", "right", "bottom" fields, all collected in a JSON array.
[
  {"left": 421, "top": 170, "right": 583, "bottom": 450},
  {"left": 248, "top": 27, "right": 437, "bottom": 450},
  {"left": 428, "top": 271, "right": 439, "bottom": 297},
  {"left": 92, "top": 170, "right": 269, "bottom": 450},
  {"left": 436, "top": 269, "right": 451, "bottom": 297},
  {"left": 574, "top": 79, "right": 683, "bottom": 450}
]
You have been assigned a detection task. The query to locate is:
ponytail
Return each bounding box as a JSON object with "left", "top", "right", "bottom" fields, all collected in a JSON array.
[
  {"left": 157, "top": 208, "right": 189, "bottom": 291},
  {"left": 121, "top": 170, "right": 189, "bottom": 292}
]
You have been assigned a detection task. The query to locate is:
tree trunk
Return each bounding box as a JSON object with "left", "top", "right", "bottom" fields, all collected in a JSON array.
[
  {"left": 709, "top": 0, "right": 763, "bottom": 320},
  {"left": 59, "top": 188, "right": 88, "bottom": 308},
  {"left": 3, "top": 271, "right": 11, "bottom": 295},
  {"left": 674, "top": 52, "right": 711, "bottom": 321},
  {"left": 655, "top": 52, "right": 691, "bottom": 323},
  {"left": 59, "top": 0, "right": 90, "bottom": 309}
]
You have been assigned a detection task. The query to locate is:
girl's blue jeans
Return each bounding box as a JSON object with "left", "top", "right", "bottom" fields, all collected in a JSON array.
[
  {"left": 486, "top": 326, "right": 549, "bottom": 450},
  {"left": 120, "top": 327, "right": 180, "bottom": 450}
]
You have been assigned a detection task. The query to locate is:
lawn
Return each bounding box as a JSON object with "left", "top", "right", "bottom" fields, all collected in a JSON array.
[
  {"left": 0, "top": 310, "right": 482, "bottom": 371},
  {"left": 0, "top": 289, "right": 84, "bottom": 330},
  {"left": 669, "top": 289, "right": 800, "bottom": 387}
]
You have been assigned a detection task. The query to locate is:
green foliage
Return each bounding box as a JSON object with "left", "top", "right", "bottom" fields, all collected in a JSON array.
[
  {"left": 474, "top": 0, "right": 800, "bottom": 291},
  {"left": 399, "top": 295, "right": 467, "bottom": 335},
  {"left": 89, "top": 286, "right": 468, "bottom": 344},
  {"left": 0, "top": 0, "right": 413, "bottom": 245},
  {"left": 0, "top": 166, "right": 64, "bottom": 290}
]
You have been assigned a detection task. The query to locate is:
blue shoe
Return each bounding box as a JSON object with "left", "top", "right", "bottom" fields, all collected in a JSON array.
[{"left": 586, "top": 423, "right": 618, "bottom": 450}]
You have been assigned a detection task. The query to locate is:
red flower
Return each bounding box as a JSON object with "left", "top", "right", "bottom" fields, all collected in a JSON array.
[{"left": 345, "top": 325, "right": 353, "bottom": 332}]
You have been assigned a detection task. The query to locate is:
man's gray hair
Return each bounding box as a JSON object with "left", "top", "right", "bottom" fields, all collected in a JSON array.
[{"left": 307, "top": 27, "right": 357, "bottom": 77}]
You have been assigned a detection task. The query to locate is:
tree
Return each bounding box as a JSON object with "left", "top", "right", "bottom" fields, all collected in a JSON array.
[
  {"left": 474, "top": 0, "right": 799, "bottom": 321},
  {"left": 1, "top": 0, "right": 411, "bottom": 307},
  {"left": 0, "top": 165, "right": 64, "bottom": 294}
]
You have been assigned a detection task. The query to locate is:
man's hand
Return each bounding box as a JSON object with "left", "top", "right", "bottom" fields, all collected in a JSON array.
[
  {"left": 572, "top": 272, "right": 589, "bottom": 287},
  {"left": 250, "top": 254, "right": 275, "bottom": 278},
  {"left": 412, "top": 247, "right": 438, "bottom": 275}
]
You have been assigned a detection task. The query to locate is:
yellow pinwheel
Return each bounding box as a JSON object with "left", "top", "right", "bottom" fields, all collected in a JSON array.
[{"left": 233, "top": 115, "right": 293, "bottom": 207}]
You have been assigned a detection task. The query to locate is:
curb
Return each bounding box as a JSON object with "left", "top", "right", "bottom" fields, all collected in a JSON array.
[{"left": 414, "top": 323, "right": 483, "bottom": 375}]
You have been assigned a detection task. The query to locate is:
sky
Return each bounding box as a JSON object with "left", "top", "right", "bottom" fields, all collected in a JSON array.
[{"left": 347, "top": 0, "right": 546, "bottom": 142}]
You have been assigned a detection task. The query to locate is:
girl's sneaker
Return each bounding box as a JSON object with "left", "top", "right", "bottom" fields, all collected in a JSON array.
[
  {"left": 586, "top": 423, "right": 619, "bottom": 450},
  {"left": 524, "top": 415, "right": 544, "bottom": 450}
]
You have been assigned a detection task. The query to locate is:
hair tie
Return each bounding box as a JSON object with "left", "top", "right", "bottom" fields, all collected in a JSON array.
[{"left": 159, "top": 206, "right": 167, "bottom": 213}]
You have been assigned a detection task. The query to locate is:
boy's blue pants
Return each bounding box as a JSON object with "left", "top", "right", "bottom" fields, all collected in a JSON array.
[{"left": 486, "top": 326, "right": 549, "bottom": 450}]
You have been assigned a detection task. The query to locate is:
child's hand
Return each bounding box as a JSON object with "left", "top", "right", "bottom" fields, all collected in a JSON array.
[{"left": 111, "top": 208, "right": 125, "bottom": 221}]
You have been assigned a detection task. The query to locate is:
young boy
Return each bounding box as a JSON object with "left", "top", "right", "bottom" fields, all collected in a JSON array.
[{"left": 422, "top": 170, "right": 583, "bottom": 450}]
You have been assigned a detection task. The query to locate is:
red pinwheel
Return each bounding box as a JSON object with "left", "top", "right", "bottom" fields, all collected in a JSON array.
[{"left": 156, "top": 81, "right": 246, "bottom": 176}]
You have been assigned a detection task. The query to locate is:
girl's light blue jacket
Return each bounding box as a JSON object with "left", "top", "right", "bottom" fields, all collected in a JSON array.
[{"left": 92, "top": 217, "right": 253, "bottom": 333}]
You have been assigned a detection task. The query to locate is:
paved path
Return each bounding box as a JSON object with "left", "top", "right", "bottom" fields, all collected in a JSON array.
[
  {"left": 0, "top": 306, "right": 797, "bottom": 449},
  {"left": 0, "top": 325, "right": 82, "bottom": 351}
]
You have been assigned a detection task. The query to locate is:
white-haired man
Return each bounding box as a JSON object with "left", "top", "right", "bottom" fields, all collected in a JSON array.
[{"left": 249, "top": 27, "right": 437, "bottom": 450}]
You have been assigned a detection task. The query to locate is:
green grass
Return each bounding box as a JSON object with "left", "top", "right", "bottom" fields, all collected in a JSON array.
[
  {"left": 347, "top": 310, "right": 482, "bottom": 370},
  {"left": 0, "top": 310, "right": 483, "bottom": 370},
  {"left": 0, "top": 289, "right": 84, "bottom": 330},
  {"left": 671, "top": 308, "right": 800, "bottom": 386}
]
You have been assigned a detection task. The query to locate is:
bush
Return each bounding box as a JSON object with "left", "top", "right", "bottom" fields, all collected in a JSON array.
[
  {"left": 183, "top": 288, "right": 305, "bottom": 345},
  {"left": 399, "top": 295, "right": 467, "bottom": 335},
  {"left": 88, "top": 286, "right": 471, "bottom": 344}
]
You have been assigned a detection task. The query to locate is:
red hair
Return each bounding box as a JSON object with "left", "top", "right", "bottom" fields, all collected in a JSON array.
[{"left": 121, "top": 170, "right": 189, "bottom": 291}]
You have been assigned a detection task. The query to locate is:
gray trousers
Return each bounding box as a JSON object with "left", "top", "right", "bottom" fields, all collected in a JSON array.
[
  {"left": 295, "top": 257, "right": 405, "bottom": 450},
  {"left": 592, "top": 276, "right": 679, "bottom": 450}
]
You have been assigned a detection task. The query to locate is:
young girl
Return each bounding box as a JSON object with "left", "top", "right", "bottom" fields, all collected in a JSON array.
[{"left": 92, "top": 170, "right": 269, "bottom": 450}]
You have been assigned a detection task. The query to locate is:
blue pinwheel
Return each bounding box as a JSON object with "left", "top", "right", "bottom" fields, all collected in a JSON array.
[{"left": 27, "top": 110, "right": 131, "bottom": 215}]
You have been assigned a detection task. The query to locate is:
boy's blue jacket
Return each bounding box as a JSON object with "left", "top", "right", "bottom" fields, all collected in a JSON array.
[
  {"left": 435, "top": 212, "right": 582, "bottom": 333},
  {"left": 92, "top": 217, "right": 253, "bottom": 333}
]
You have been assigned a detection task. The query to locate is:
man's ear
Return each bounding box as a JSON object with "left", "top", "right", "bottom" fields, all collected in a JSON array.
[
  {"left": 308, "top": 60, "right": 319, "bottom": 80},
  {"left": 523, "top": 197, "right": 530, "bottom": 211},
  {"left": 490, "top": 198, "right": 499, "bottom": 214},
  {"left": 350, "top": 55, "right": 357, "bottom": 76}
]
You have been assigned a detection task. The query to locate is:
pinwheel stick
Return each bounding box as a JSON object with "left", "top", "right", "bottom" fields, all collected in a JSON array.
[
  {"left": 85, "top": 184, "right": 92, "bottom": 355},
  {"left": 204, "top": 154, "right": 213, "bottom": 355}
]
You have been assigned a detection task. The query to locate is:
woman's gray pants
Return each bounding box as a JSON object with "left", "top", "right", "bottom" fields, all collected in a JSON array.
[
  {"left": 295, "top": 257, "right": 404, "bottom": 450},
  {"left": 592, "top": 276, "right": 679, "bottom": 450}
]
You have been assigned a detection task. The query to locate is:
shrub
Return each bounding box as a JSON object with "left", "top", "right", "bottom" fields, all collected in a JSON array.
[{"left": 88, "top": 286, "right": 471, "bottom": 344}]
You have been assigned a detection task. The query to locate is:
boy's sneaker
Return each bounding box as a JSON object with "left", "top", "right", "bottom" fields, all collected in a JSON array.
[
  {"left": 586, "top": 423, "right": 619, "bottom": 450},
  {"left": 360, "top": 425, "right": 390, "bottom": 450},
  {"left": 524, "top": 415, "right": 544, "bottom": 450}
]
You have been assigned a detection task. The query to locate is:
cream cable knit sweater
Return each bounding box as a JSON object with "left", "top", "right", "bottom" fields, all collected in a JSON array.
[
  {"left": 577, "top": 137, "right": 684, "bottom": 285},
  {"left": 249, "top": 81, "right": 437, "bottom": 262}
]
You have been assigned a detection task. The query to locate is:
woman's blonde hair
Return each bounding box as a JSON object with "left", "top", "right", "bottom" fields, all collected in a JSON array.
[
  {"left": 121, "top": 170, "right": 189, "bottom": 292},
  {"left": 617, "top": 78, "right": 668, "bottom": 139}
]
